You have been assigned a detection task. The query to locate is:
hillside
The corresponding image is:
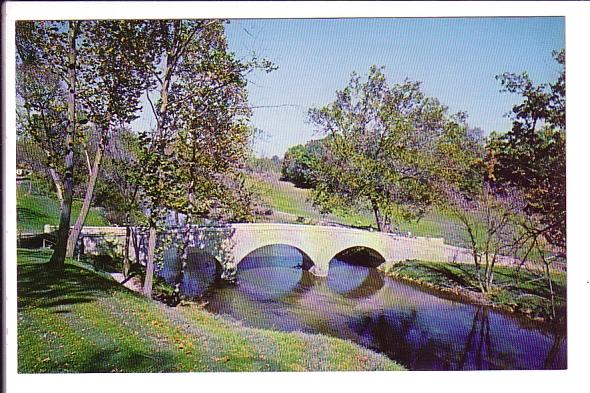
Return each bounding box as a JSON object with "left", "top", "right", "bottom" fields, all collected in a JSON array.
[
  {"left": 17, "top": 248, "right": 404, "bottom": 372},
  {"left": 247, "top": 171, "right": 476, "bottom": 247},
  {"left": 17, "top": 186, "right": 110, "bottom": 233}
]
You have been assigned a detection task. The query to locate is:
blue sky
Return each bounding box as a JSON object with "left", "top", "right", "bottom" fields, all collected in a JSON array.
[{"left": 224, "top": 17, "right": 564, "bottom": 157}]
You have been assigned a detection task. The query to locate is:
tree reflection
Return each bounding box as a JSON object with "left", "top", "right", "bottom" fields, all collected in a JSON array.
[
  {"left": 457, "top": 306, "right": 493, "bottom": 370},
  {"left": 543, "top": 331, "right": 565, "bottom": 369},
  {"left": 350, "top": 308, "right": 427, "bottom": 369}
]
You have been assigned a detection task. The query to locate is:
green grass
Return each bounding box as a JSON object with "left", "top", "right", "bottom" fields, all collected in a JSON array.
[
  {"left": 246, "top": 174, "right": 318, "bottom": 219},
  {"left": 247, "top": 173, "right": 487, "bottom": 247},
  {"left": 380, "top": 260, "right": 566, "bottom": 324},
  {"left": 17, "top": 187, "right": 110, "bottom": 233},
  {"left": 17, "top": 248, "right": 405, "bottom": 373},
  {"left": 247, "top": 173, "right": 387, "bottom": 228}
]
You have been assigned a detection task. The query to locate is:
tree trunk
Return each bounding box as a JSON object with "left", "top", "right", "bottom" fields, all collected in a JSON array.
[
  {"left": 65, "top": 142, "right": 104, "bottom": 258},
  {"left": 143, "top": 224, "right": 157, "bottom": 298},
  {"left": 49, "top": 21, "right": 79, "bottom": 268},
  {"left": 48, "top": 167, "right": 64, "bottom": 205},
  {"left": 371, "top": 200, "right": 382, "bottom": 232},
  {"left": 123, "top": 225, "right": 132, "bottom": 277},
  {"left": 171, "top": 225, "right": 191, "bottom": 306},
  {"left": 122, "top": 184, "right": 140, "bottom": 277},
  {"left": 544, "top": 262, "right": 556, "bottom": 320},
  {"left": 133, "top": 228, "right": 141, "bottom": 269}
]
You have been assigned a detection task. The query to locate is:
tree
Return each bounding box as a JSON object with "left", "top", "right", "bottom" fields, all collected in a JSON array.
[
  {"left": 281, "top": 138, "right": 327, "bottom": 188},
  {"left": 445, "top": 184, "right": 525, "bottom": 293},
  {"left": 489, "top": 49, "right": 565, "bottom": 251},
  {"left": 282, "top": 144, "right": 314, "bottom": 188},
  {"left": 64, "top": 21, "right": 152, "bottom": 258},
  {"left": 16, "top": 59, "right": 69, "bottom": 204},
  {"left": 16, "top": 21, "right": 151, "bottom": 267},
  {"left": 17, "top": 21, "right": 85, "bottom": 268},
  {"left": 308, "top": 66, "right": 484, "bottom": 231},
  {"left": 128, "top": 20, "right": 272, "bottom": 297},
  {"left": 246, "top": 155, "right": 282, "bottom": 174}
]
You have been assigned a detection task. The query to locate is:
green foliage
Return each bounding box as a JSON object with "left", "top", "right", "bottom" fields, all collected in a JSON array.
[
  {"left": 15, "top": 50, "right": 68, "bottom": 182},
  {"left": 281, "top": 139, "right": 326, "bottom": 188},
  {"left": 308, "top": 66, "right": 484, "bottom": 231},
  {"left": 489, "top": 49, "right": 565, "bottom": 250},
  {"left": 16, "top": 20, "right": 156, "bottom": 264},
  {"left": 129, "top": 20, "right": 270, "bottom": 227},
  {"left": 92, "top": 133, "right": 142, "bottom": 225}
]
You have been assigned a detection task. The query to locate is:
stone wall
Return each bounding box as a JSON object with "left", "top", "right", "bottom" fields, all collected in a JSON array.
[{"left": 44, "top": 225, "right": 145, "bottom": 262}]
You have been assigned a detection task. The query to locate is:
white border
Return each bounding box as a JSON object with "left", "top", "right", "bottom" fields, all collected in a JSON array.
[{"left": 3, "top": 2, "right": 590, "bottom": 393}]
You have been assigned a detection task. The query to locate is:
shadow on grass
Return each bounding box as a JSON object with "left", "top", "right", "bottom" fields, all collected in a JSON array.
[
  {"left": 21, "top": 346, "right": 181, "bottom": 373},
  {"left": 69, "top": 348, "right": 179, "bottom": 373},
  {"left": 416, "top": 263, "right": 480, "bottom": 291},
  {"left": 493, "top": 267, "right": 566, "bottom": 300},
  {"left": 18, "top": 249, "right": 120, "bottom": 313}
]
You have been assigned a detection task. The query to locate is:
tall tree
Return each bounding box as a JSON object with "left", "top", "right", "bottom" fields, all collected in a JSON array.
[
  {"left": 65, "top": 21, "right": 152, "bottom": 258},
  {"left": 308, "top": 66, "right": 483, "bottom": 231},
  {"left": 129, "top": 20, "right": 271, "bottom": 297},
  {"left": 489, "top": 49, "right": 566, "bottom": 251},
  {"left": 27, "top": 20, "right": 82, "bottom": 268},
  {"left": 16, "top": 21, "right": 153, "bottom": 266},
  {"left": 16, "top": 59, "right": 68, "bottom": 204}
]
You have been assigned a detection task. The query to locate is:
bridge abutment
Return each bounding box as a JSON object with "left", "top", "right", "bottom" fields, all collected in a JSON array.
[{"left": 309, "top": 263, "right": 329, "bottom": 277}]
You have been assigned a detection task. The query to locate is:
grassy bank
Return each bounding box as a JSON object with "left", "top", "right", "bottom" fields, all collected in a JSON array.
[
  {"left": 247, "top": 172, "right": 487, "bottom": 248},
  {"left": 246, "top": 173, "right": 374, "bottom": 227},
  {"left": 380, "top": 260, "right": 566, "bottom": 324},
  {"left": 17, "top": 248, "right": 405, "bottom": 372},
  {"left": 17, "top": 187, "right": 109, "bottom": 233}
]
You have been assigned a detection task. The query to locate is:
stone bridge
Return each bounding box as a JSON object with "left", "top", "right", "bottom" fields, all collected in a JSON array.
[
  {"left": 211, "top": 223, "right": 449, "bottom": 276},
  {"left": 45, "top": 223, "right": 483, "bottom": 277}
]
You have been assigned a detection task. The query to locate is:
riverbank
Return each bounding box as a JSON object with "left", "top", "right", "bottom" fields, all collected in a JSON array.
[
  {"left": 379, "top": 260, "right": 566, "bottom": 326},
  {"left": 17, "top": 248, "right": 405, "bottom": 372}
]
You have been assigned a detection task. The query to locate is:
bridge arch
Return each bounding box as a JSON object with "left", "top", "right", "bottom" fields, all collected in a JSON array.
[
  {"left": 185, "top": 247, "right": 224, "bottom": 269},
  {"left": 329, "top": 245, "right": 387, "bottom": 268},
  {"left": 236, "top": 243, "right": 315, "bottom": 271},
  {"left": 236, "top": 244, "right": 316, "bottom": 301},
  {"left": 161, "top": 247, "right": 223, "bottom": 297}
]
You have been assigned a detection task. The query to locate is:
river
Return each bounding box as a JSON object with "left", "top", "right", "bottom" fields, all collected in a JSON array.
[{"left": 160, "top": 244, "right": 566, "bottom": 371}]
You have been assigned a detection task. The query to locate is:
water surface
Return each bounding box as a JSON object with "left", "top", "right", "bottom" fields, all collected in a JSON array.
[{"left": 161, "top": 244, "right": 566, "bottom": 371}]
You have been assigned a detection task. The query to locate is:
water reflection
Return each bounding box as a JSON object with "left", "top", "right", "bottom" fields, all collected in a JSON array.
[
  {"left": 236, "top": 244, "right": 315, "bottom": 302},
  {"left": 161, "top": 247, "right": 220, "bottom": 297},
  {"left": 327, "top": 260, "right": 384, "bottom": 299},
  {"left": 160, "top": 243, "right": 566, "bottom": 370},
  {"left": 543, "top": 332, "right": 566, "bottom": 369}
]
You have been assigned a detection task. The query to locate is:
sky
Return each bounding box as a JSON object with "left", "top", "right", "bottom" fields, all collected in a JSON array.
[{"left": 223, "top": 17, "right": 564, "bottom": 157}]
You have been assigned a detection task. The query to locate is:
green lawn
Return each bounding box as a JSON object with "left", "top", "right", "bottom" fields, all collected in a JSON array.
[
  {"left": 17, "top": 187, "right": 110, "bottom": 233},
  {"left": 247, "top": 172, "right": 486, "bottom": 247},
  {"left": 17, "top": 248, "right": 404, "bottom": 373},
  {"left": 380, "top": 260, "right": 566, "bottom": 324},
  {"left": 246, "top": 173, "right": 373, "bottom": 227}
]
